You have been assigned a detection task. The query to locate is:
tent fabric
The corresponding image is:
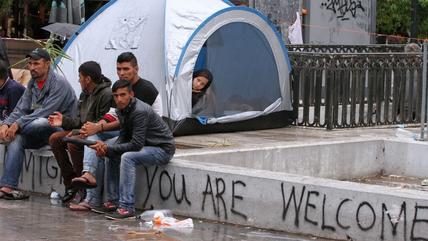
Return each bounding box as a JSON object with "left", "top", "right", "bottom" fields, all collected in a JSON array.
[
  {"left": 59, "top": 0, "right": 292, "bottom": 133},
  {"left": 61, "top": 0, "right": 167, "bottom": 108},
  {"left": 168, "top": 7, "right": 292, "bottom": 123}
]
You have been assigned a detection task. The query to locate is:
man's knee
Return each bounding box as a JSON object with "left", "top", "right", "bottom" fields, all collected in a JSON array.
[
  {"left": 21, "top": 118, "right": 50, "bottom": 135},
  {"left": 27, "top": 118, "right": 49, "bottom": 129},
  {"left": 49, "top": 131, "right": 64, "bottom": 147},
  {"left": 67, "top": 143, "right": 81, "bottom": 153}
]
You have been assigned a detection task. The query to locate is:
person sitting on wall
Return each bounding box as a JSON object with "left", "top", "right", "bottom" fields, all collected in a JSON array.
[
  {"left": 192, "top": 69, "right": 214, "bottom": 115},
  {"left": 72, "top": 79, "right": 175, "bottom": 219},
  {"left": 0, "top": 37, "right": 13, "bottom": 78},
  {"left": 0, "top": 48, "right": 77, "bottom": 200},
  {"left": 48, "top": 61, "right": 114, "bottom": 205},
  {"left": 68, "top": 52, "right": 164, "bottom": 212},
  {"left": 0, "top": 60, "right": 25, "bottom": 122}
]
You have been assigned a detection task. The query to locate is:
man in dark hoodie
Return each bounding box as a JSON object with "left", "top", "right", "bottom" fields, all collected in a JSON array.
[{"left": 48, "top": 61, "right": 113, "bottom": 203}]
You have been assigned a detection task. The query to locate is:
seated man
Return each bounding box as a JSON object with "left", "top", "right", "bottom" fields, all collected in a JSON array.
[
  {"left": 0, "top": 48, "right": 77, "bottom": 199},
  {"left": 70, "top": 52, "right": 163, "bottom": 211},
  {"left": 0, "top": 60, "right": 25, "bottom": 121},
  {"left": 72, "top": 79, "right": 175, "bottom": 219},
  {"left": 48, "top": 61, "right": 113, "bottom": 203}
]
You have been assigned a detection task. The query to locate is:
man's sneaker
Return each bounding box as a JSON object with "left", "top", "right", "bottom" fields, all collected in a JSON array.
[
  {"left": 105, "top": 208, "right": 135, "bottom": 220},
  {"left": 91, "top": 202, "right": 117, "bottom": 214}
]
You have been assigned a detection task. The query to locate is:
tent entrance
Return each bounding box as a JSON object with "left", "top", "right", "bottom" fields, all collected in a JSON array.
[{"left": 192, "top": 22, "right": 281, "bottom": 122}]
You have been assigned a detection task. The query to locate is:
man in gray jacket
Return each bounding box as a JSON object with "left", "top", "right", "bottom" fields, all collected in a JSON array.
[{"left": 0, "top": 48, "right": 77, "bottom": 199}]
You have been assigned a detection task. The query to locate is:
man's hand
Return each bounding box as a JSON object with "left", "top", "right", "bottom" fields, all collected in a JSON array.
[
  {"left": 80, "top": 122, "right": 102, "bottom": 137},
  {"left": 48, "top": 112, "right": 63, "bottom": 127},
  {"left": 66, "top": 131, "right": 77, "bottom": 138},
  {"left": 90, "top": 140, "right": 108, "bottom": 157},
  {"left": 5, "top": 123, "right": 19, "bottom": 140},
  {"left": 0, "top": 125, "right": 9, "bottom": 140}
]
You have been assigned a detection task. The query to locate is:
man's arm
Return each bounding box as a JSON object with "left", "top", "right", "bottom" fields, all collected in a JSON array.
[
  {"left": 3, "top": 86, "right": 32, "bottom": 126},
  {"left": 7, "top": 82, "right": 25, "bottom": 117},
  {"left": 14, "top": 80, "right": 76, "bottom": 129},
  {"left": 79, "top": 107, "right": 119, "bottom": 137},
  {"left": 107, "top": 111, "right": 147, "bottom": 155}
]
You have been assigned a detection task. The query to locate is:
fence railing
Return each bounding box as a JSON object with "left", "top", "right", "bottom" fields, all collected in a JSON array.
[
  {"left": 289, "top": 46, "right": 426, "bottom": 129},
  {"left": 288, "top": 44, "right": 409, "bottom": 53}
]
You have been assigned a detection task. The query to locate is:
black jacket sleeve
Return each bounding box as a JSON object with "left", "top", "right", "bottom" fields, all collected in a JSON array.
[{"left": 107, "top": 111, "right": 147, "bottom": 155}]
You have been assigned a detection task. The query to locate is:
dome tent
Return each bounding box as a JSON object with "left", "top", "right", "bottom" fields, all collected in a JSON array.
[{"left": 59, "top": 0, "right": 293, "bottom": 136}]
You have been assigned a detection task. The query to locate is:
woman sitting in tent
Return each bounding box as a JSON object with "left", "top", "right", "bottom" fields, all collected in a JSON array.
[{"left": 192, "top": 69, "right": 214, "bottom": 115}]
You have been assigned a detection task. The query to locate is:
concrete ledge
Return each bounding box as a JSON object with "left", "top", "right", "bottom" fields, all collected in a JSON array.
[
  {"left": 384, "top": 138, "right": 428, "bottom": 178},
  {"left": 0, "top": 145, "right": 63, "bottom": 194},
  {"left": 136, "top": 159, "right": 428, "bottom": 241},
  {"left": 2, "top": 136, "right": 428, "bottom": 240},
  {"left": 176, "top": 139, "right": 385, "bottom": 179}
]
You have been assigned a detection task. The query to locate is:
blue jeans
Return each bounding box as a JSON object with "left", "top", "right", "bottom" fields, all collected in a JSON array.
[
  {"left": 106, "top": 146, "right": 173, "bottom": 212},
  {"left": 82, "top": 131, "right": 118, "bottom": 206},
  {"left": 0, "top": 118, "right": 61, "bottom": 188}
]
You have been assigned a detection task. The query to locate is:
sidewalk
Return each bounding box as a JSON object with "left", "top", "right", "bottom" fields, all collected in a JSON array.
[{"left": 0, "top": 194, "right": 334, "bottom": 241}]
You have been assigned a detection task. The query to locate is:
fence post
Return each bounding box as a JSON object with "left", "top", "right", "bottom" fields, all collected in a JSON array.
[{"left": 420, "top": 41, "right": 427, "bottom": 140}]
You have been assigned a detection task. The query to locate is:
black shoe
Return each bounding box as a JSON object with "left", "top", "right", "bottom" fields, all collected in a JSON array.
[
  {"left": 61, "top": 188, "right": 78, "bottom": 203},
  {"left": 91, "top": 201, "right": 117, "bottom": 214}
]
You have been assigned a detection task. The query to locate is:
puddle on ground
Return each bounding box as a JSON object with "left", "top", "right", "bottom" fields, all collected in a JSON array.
[{"left": 117, "top": 230, "right": 178, "bottom": 241}]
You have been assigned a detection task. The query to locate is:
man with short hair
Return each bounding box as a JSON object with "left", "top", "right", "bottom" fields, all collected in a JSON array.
[
  {"left": 115, "top": 51, "right": 162, "bottom": 115},
  {"left": 0, "top": 48, "right": 77, "bottom": 199},
  {"left": 73, "top": 79, "right": 175, "bottom": 219},
  {"left": 48, "top": 61, "right": 113, "bottom": 204},
  {"left": 0, "top": 60, "right": 25, "bottom": 121}
]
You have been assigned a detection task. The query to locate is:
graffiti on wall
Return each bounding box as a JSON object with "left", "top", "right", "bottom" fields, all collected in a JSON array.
[
  {"left": 142, "top": 168, "right": 428, "bottom": 241},
  {"left": 320, "top": 0, "right": 366, "bottom": 21}
]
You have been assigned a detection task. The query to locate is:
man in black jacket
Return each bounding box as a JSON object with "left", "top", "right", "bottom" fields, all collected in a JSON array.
[{"left": 72, "top": 79, "right": 175, "bottom": 219}]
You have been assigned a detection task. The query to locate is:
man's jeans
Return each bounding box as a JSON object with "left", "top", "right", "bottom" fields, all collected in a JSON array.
[
  {"left": 82, "top": 131, "right": 118, "bottom": 206},
  {"left": 106, "top": 146, "right": 173, "bottom": 212},
  {"left": 0, "top": 118, "right": 61, "bottom": 188}
]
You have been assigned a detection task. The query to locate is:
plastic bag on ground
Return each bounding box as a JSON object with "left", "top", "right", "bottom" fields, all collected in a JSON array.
[
  {"left": 137, "top": 210, "right": 173, "bottom": 221},
  {"left": 156, "top": 217, "right": 194, "bottom": 228}
]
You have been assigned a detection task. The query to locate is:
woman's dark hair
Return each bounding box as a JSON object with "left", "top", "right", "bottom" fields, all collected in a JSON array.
[
  {"left": 193, "top": 69, "right": 213, "bottom": 93},
  {"left": 112, "top": 79, "right": 132, "bottom": 92},
  {"left": 192, "top": 69, "right": 213, "bottom": 107},
  {"left": 79, "top": 61, "right": 102, "bottom": 84}
]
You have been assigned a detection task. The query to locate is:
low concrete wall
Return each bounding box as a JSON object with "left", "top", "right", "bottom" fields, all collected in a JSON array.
[
  {"left": 176, "top": 139, "right": 384, "bottom": 179},
  {"left": 384, "top": 139, "right": 428, "bottom": 178},
  {"left": 137, "top": 160, "right": 428, "bottom": 241},
  {"left": 2, "top": 138, "right": 428, "bottom": 241},
  {"left": 0, "top": 145, "right": 64, "bottom": 194}
]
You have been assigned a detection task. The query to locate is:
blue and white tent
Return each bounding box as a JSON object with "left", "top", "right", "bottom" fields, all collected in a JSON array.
[{"left": 59, "top": 0, "right": 293, "bottom": 135}]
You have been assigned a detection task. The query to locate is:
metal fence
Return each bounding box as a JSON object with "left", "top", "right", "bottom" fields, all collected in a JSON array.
[
  {"left": 287, "top": 44, "right": 407, "bottom": 53},
  {"left": 288, "top": 45, "right": 426, "bottom": 129}
]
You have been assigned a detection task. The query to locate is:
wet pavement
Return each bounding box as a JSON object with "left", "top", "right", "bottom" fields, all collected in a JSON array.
[{"left": 0, "top": 194, "right": 336, "bottom": 241}]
